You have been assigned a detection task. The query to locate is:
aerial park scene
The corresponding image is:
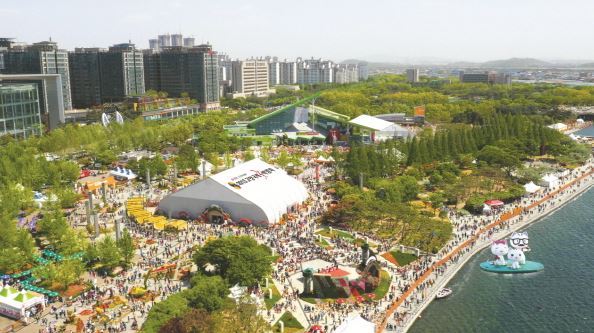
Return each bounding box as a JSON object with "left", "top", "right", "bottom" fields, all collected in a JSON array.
[{"left": 2, "top": 2, "right": 594, "bottom": 331}]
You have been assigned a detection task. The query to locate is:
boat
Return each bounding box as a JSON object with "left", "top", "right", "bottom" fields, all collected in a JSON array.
[{"left": 436, "top": 288, "right": 452, "bottom": 299}]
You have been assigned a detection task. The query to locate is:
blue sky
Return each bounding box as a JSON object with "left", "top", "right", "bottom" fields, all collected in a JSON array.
[{"left": 2, "top": 0, "right": 593, "bottom": 62}]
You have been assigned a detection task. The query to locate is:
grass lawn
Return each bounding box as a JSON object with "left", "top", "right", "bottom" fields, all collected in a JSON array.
[
  {"left": 273, "top": 312, "right": 304, "bottom": 333},
  {"left": 316, "top": 227, "right": 354, "bottom": 240},
  {"left": 315, "top": 238, "right": 332, "bottom": 249},
  {"left": 373, "top": 270, "right": 391, "bottom": 300},
  {"left": 390, "top": 251, "right": 418, "bottom": 266},
  {"left": 264, "top": 284, "right": 282, "bottom": 310}
]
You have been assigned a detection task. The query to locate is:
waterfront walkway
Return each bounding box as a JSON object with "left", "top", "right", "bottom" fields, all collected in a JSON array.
[{"left": 378, "top": 160, "right": 594, "bottom": 333}]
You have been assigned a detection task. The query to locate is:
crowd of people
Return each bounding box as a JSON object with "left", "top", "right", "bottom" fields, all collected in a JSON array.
[{"left": 22, "top": 148, "right": 594, "bottom": 333}]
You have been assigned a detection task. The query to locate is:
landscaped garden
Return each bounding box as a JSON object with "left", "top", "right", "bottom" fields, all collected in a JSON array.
[
  {"left": 264, "top": 284, "right": 282, "bottom": 310},
  {"left": 382, "top": 250, "right": 418, "bottom": 266},
  {"left": 273, "top": 312, "right": 304, "bottom": 333}
]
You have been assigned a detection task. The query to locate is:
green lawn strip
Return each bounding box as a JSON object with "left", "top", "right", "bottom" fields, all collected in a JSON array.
[
  {"left": 390, "top": 251, "right": 418, "bottom": 266},
  {"left": 315, "top": 228, "right": 354, "bottom": 240},
  {"left": 273, "top": 312, "right": 304, "bottom": 333},
  {"left": 264, "top": 284, "right": 282, "bottom": 310},
  {"left": 373, "top": 270, "right": 391, "bottom": 300},
  {"left": 315, "top": 238, "right": 332, "bottom": 249}
]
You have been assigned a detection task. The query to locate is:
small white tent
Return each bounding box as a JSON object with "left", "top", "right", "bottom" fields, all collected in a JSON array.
[
  {"left": 334, "top": 315, "right": 375, "bottom": 333},
  {"left": 523, "top": 182, "right": 542, "bottom": 194},
  {"left": 540, "top": 174, "right": 559, "bottom": 188},
  {"left": 110, "top": 167, "right": 137, "bottom": 180},
  {"left": 547, "top": 123, "right": 568, "bottom": 131}
]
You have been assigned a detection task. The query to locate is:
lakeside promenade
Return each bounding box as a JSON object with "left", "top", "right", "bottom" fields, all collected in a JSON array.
[{"left": 378, "top": 160, "right": 594, "bottom": 333}]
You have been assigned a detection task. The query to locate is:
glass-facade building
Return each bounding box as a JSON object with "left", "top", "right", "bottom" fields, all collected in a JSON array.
[
  {"left": 0, "top": 42, "right": 72, "bottom": 110},
  {"left": 0, "top": 83, "right": 42, "bottom": 138},
  {"left": 69, "top": 49, "right": 102, "bottom": 108},
  {"left": 99, "top": 44, "right": 145, "bottom": 102},
  {"left": 142, "top": 45, "right": 220, "bottom": 111}
]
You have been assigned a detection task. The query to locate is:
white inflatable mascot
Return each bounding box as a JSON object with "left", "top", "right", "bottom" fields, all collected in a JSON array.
[
  {"left": 508, "top": 232, "right": 529, "bottom": 269},
  {"left": 490, "top": 239, "right": 509, "bottom": 266}
]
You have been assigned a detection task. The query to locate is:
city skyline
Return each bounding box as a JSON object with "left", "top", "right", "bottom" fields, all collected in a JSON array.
[{"left": 2, "top": 0, "right": 594, "bottom": 63}]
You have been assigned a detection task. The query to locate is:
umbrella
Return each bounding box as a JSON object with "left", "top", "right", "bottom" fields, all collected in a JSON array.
[
  {"left": 484, "top": 199, "right": 504, "bottom": 206},
  {"left": 356, "top": 295, "right": 365, "bottom": 303},
  {"left": 79, "top": 309, "right": 93, "bottom": 316},
  {"left": 336, "top": 298, "right": 346, "bottom": 304},
  {"left": 366, "top": 293, "right": 376, "bottom": 299}
]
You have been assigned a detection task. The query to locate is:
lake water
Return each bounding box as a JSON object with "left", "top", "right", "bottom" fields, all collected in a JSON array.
[{"left": 409, "top": 129, "right": 594, "bottom": 333}]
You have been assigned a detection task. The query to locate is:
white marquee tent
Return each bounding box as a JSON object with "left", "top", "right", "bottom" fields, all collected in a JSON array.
[
  {"left": 334, "top": 315, "right": 375, "bottom": 333},
  {"left": 0, "top": 287, "right": 45, "bottom": 319},
  {"left": 523, "top": 181, "right": 542, "bottom": 194},
  {"left": 349, "top": 115, "right": 411, "bottom": 141},
  {"left": 158, "top": 159, "right": 308, "bottom": 224},
  {"left": 540, "top": 174, "right": 560, "bottom": 188},
  {"left": 110, "top": 167, "right": 137, "bottom": 180}
]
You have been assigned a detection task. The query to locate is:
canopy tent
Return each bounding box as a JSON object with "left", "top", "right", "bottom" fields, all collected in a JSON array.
[
  {"left": 482, "top": 204, "right": 492, "bottom": 213},
  {"left": 484, "top": 200, "right": 504, "bottom": 207},
  {"left": 334, "top": 315, "right": 375, "bottom": 333},
  {"left": 547, "top": 123, "right": 568, "bottom": 131},
  {"left": 110, "top": 167, "right": 137, "bottom": 180},
  {"left": 158, "top": 159, "right": 308, "bottom": 224},
  {"left": 540, "top": 174, "right": 560, "bottom": 188},
  {"left": 0, "top": 287, "right": 45, "bottom": 319},
  {"left": 523, "top": 181, "right": 542, "bottom": 194}
]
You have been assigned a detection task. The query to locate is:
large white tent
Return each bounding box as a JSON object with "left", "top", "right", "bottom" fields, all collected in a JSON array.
[
  {"left": 334, "top": 315, "right": 375, "bottom": 333},
  {"left": 158, "top": 159, "right": 308, "bottom": 224},
  {"left": 349, "top": 115, "right": 411, "bottom": 141}
]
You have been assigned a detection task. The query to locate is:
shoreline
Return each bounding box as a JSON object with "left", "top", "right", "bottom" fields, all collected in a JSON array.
[
  {"left": 378, "top": 164, "right": 594, "bottom": 333},
  {"left": 398, "top": 176, "right": 594, "bottom": 333}
]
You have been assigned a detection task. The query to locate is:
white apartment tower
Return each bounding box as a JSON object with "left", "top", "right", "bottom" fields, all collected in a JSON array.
[
  {"left": 231, "top": 59, "right": 272, "bottom": 96},
  {"left": 406, "top": 68, "right": 420, "bottom": 83}
]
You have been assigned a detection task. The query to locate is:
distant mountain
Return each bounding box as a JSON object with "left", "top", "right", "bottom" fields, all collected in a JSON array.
[
  {"left": 578, "top": 62, "right": 594, "bottom": 68},
  {"left": 341, "top": 59, "right": 368, "bottom": 64},
  {"left": 479, "top": 58, "right": 552, "bottom": 68}
]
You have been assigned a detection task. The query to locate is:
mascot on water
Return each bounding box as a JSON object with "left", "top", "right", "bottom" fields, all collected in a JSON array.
[
  {"left": 490, "top": 239, "right": 509, "bottom": 266},
  {"left": 480, "top": 231, "right": 544, "bottom": 274}
]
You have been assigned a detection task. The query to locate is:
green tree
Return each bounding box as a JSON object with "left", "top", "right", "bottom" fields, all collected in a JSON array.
[
  {"left": 176, "top": 144, "right": 200, "bottom": 172},
  {"left": 96, "top": 236, "right": 123, "bottom": 271},
  {"left": 193, "top": 236, "right": 273, "bottom": 286},
  {"left": 117, "top": 229, "right": 135, "bottom": 267},
  {"left": 185, "top": 275, "right": 229, "bottom": 312}
]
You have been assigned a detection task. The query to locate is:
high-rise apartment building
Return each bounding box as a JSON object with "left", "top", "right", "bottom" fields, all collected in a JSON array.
[
  {"left": 406, "top": 68, "right": 420, "bottom": 83},
  {"left": 158, "top": 34, "right": 171, "bottom": 48},
  {"left": 183, "top": 38, "right": 195, "bottom": 48},
  {"left": 98, "top": 43, "right": 145, "bottom": 102},
  {"left": 279, "top": 61, "right": 297, "bottom": 85},
  {"left": 0, "top": 83, "right": 42, "bottom": 138},
  {"left": 358, "top": 62, "right": 369, "bottom": 81},
  {"left": 1, "top": 40, "right": 73, "bottom": 110},
  {"left": 268, "top": 61, "right": 280, "bottom": 86},
  {"left": 68, "top": 48, "right": 104, "bottom": 108},
  {"left": 143, "top": 44, "right": 220, "bottom": 110},
  {"left": 296, "top": 58, "right": 334, "bottom": 85},
  {"left": 231, "top": 59, "right": 273, "bottom": 97},
  {"left": 149, "top": 39, "right": 159, "bottom": 52},
  {"left": 171, "top": 34, "right": 183, "bottom": 47},
  {"left": 334, "top": 64, "right": 359, "bottom": 84},
  {"left": 143, "top": 50, "right": 161, "bottom": 92}
]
